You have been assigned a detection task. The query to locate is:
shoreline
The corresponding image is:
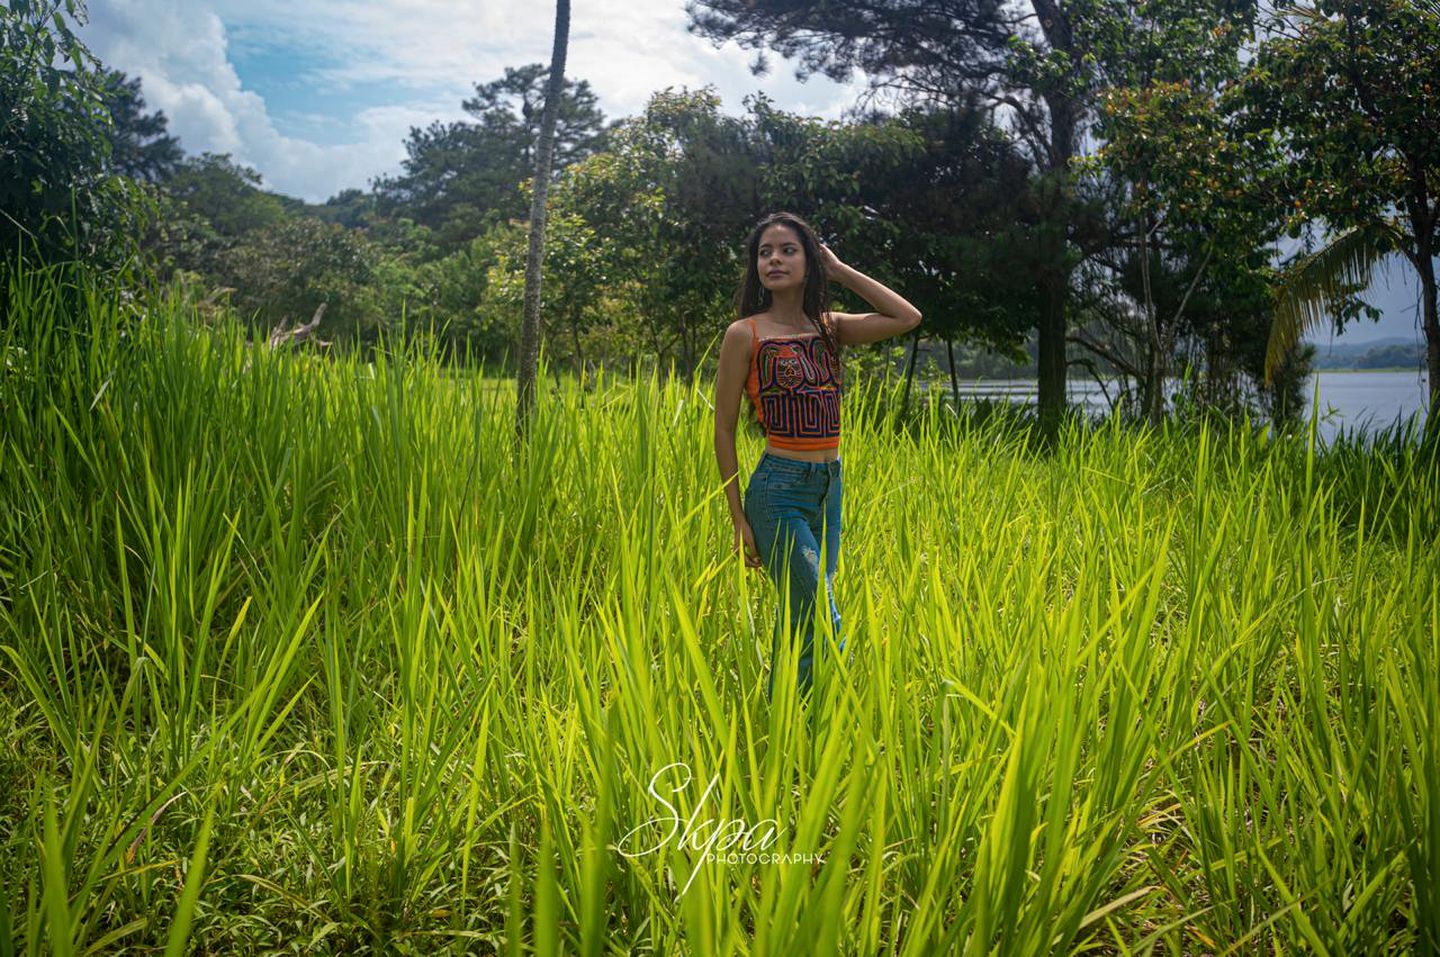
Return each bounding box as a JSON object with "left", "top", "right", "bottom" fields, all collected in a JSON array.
[{"left": 909, "top": 367, "right": 1429, "bottom": 382}]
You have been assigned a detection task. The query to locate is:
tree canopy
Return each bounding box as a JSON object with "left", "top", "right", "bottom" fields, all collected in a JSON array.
[
  {"left": 373, "top": 64, "right": 610, "bottom": 250},
  {"left": 1235, "top": 0, "right": 1440, "bottom": 415},
  {"left": 98, "top": 68, "right": 183, "bottom": 183},
  {"left": 0, "top": 0, "right": 144, "bottom": 271}
]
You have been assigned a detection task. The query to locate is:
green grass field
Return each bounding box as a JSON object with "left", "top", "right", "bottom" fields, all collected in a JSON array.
[{"left": 3, "top": 266, "right": 1439, "bottom": 954}]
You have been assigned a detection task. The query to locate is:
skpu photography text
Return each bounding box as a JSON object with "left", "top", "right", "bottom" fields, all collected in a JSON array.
[{"left": 616, "top": 762, "right": 825, "bottom": 899}]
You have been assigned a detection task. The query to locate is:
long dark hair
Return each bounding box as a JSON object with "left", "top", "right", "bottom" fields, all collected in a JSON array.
[{"left": 735, "top": 212, "right": 842, "bottom": 375}]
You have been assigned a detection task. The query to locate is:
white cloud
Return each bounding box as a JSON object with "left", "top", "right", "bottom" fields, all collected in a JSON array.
[
  {"left": 80, "top": 0, "right": 422, "bottom": 198},
  {"left": 80, "top": 0, "right": 870, "bottom": 201}
]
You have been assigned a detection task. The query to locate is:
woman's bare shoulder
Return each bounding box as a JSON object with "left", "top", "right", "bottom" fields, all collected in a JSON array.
[
  {"left": 721, "top": 317, "right": 755, "bottom": 354},
  {"left": 729, "top": 314, "right": 766, "bottom": 337}
]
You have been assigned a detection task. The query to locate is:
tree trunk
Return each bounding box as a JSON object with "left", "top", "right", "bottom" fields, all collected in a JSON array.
[
  {"left": 1037, "top": 267, "right": 1068, "bottom": 437},
  {"left": 1138, "top": 199, "right": 1165, "bottom": 427},
  {"left": 1419, "top": 241, "right": 1439, "bottom": 437},
  {"left": 1032, "top": 56, "right": 1080, "bottom": 442},
  {"left": 679, "top": 312, "right": 692, "bottom": 381},
  {"left": 900, "top": 329, "right": 922, "bottom": 419},
  {"left": 1399, "top": 175, "right": 1439, "bottom": 447},
  {"left": 947, "top": 337, "right": 960, "bottom": 411},
  {"left": 676, "top": 316, "right": 694, "bottom": 385},
  {"left": 1411, "top": 203, "right": 1440, "bottom": 433},
  {"left": 515, "top": 0, "right": 571, "bottom": 441}
]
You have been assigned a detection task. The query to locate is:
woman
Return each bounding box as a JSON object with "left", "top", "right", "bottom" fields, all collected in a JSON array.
[{"left": 713, "top": 212, "right": 922, "bottom": 702}]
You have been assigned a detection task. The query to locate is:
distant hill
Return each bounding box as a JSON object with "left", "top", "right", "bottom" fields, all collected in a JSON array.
[{"left": 1306, "top": 336, "right": 1426, "bottom": 369}]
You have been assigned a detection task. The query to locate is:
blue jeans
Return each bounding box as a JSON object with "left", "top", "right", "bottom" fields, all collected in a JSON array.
[{"left": 743, "top": 450, "right": 845, "bottom": 701}]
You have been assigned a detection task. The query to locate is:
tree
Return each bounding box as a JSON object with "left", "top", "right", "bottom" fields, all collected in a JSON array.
[
  {"left": 162, "top": 153, "right": 286, "bottom": 239},
  {"left": 1238, "top": 0, "right": 1440, "bottom": 427},
  {"left": 631, "top": 88, "right": 763, "bottom": 377},
  {"left": 516, "top": 1, "right": 572, "bottom": 438},
  {"left": 312, "top": 188, "right": 378, "bottom": 229},
  {"left": 510, "top": 108, "right": 670, "bottom": 377},
  {"left": 534, "top": 88, "right": 920, "bottom": 379},
  {"left": 483, "top": 209, "right": 613, "bottom": 384},
  {"left": 462, "top": 64, "right": 609, "bottom": 171},
  {"left": 831, "top": 102, "right": 1046, "bottom": 405},
  {"left": 509, "top": 87, "right": 763, "bottom": 379},
  {"left": 374, "top": 62, "right": 607, "bottom": 251},
  {"left": 527, "top": 87, "right": 1031, "bottom": 389},
  {"left": 0, "top": 0, "right": 145, "bottom": 274},
  {"left": 143, "top": 153, "right": 287, "bottom": 282},
  {"left": 98, "top": 69, "right": 182, "bottom": 182},
  {"left": 1087, "top": 61, "right": 1295, "bottom": 425},
  {"left": 394, "top": 225, "right": 512, "bottom": 363},
  {"left": 686, "top": 0, "right": 1259, "bottom": 436},
  {"left": 221, "top": 217, "right": 381, "bottom": 344}
]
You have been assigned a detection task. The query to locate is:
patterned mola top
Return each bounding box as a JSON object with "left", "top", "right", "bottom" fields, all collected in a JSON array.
[{"left": 743, "top": 315, "right": 842, "bottom": 451}]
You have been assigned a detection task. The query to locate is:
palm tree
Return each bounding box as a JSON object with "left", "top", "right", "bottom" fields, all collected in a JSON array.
[
  {"left": 1264, "top": 218, "right": 1437, "bottom": 435},
  {"left": 515, "top": 0, "right": 572, "bottom": 440}
]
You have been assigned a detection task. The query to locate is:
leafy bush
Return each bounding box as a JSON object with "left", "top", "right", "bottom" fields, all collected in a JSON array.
[{"left": 0, "top": 0, "right": 152, "bottom": 276}]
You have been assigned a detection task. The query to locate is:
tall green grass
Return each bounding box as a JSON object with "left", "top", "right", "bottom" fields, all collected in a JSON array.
[{"left": 2, "top": 261, "right": 1437, "bottom": 953}]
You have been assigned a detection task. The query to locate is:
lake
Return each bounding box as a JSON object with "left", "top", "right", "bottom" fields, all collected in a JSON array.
[{"left": 922, "top": 369, "right": 1431, "bottom": 445}]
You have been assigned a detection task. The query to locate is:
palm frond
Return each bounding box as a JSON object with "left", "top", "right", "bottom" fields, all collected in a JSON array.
[
  {"left": 1265, "top": 218, "right": 1405, "bottom": 385},
  {"left": 1276, "top": 3, "right": 1325, "bottom": 22}
]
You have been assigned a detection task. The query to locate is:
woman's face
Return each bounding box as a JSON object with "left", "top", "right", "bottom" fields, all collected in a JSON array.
[{"left": 756, "top": 224, "right": 806, "bottom": 295}]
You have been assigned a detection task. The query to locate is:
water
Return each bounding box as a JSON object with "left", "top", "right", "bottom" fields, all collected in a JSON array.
[
  {"left": 918, "top": 369, "right": 1431, "bottom": 444},
  {"left": 1304, "top": 370, "right": 1431, "bottom": 442}
]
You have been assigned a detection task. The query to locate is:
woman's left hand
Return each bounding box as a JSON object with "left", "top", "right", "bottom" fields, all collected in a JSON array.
[{"left": 817, "top": 243, "right": 846, "bottom": 276}]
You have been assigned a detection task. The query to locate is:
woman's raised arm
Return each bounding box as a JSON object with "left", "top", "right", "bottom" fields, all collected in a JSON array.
[{"left": 818, "top": 243, "right": 923, "bottom": 346}]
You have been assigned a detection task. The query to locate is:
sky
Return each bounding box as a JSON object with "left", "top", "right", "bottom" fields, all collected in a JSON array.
[
  {"left": 78, "top": 0, "right": 1430, "bottom": 347},
  {"left": 79, "top": 0, "right": 869, "bottom": 202}
]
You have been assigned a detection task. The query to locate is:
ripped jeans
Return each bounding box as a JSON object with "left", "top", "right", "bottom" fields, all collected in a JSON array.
[{"left": 743, "top": 450, "right": 846, "bottom": 701}]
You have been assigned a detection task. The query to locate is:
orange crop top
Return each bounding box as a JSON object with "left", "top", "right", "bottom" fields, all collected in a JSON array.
[{"left": 743, "top": 316, "right": 843, "bottom": 451}]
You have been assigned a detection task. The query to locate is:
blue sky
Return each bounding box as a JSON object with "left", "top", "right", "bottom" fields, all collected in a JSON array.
[
  {"left": 79, "top": 0, "right": 867, "bottom": 203},
  {"left": 1309, "top": 254, "right": 1431, "bottom": 349},
  {"left": 79, "top": 0, "right": 1430, "bottom": 346}
]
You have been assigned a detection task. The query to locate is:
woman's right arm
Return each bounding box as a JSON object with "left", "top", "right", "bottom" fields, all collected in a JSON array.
[
  {"left": 714, "top": 321, "right": 750, "bottom": 529},
  {"left": 714, "top": 322, "right": 762, "bottom": 567}
]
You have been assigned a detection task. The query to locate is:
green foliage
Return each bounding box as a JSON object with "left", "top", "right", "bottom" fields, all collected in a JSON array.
[
  {"left": 1263, "top": 340, "right": 1318, "bottom": 429},
  {"left": 378, "top": 223, "right": 516, "bottom": 364},
  {"left": 373, "top": 64, "right": 610, "bottom": 251},
  {"left": 688, "top": 0, "right": 1010, "bottom": 100},
  {"left": 683, "top": 0, "right": 1297, "bottom": 432},
  {"left": 310, "top": 187, "right": 379, "bottom": 229},
  {"left": 221, "top": 217, "right": 382, "bottom": 342},
  {"left": 1264, "top": 219, "right": 1399, "bottom": 379},
  {"left": 616, "top": 88, "right": 756, "bottom": 374},
  {"left": 0, "top": 0, "right": 150, "bottom": 271},
  {"left": 137, "top": 153, "right": 291, "bottom": 293},
  {"left": 96, "top": 68, "right": 182, "bottom": 183},
  {"left": 162, "top": 152, "right": 286, "bottom": 239},
  {"left": 1234, "top": 0, "right": 1440, "bottom": 410},
  {"left": 1086, "top": 1, "right": 1306, "bottom": 424},
  {"left": 529, "top": 87, "right": 1037, "bottom": 378},
  {"left": 1238, "top": 0, "right": 1440, "bottom": 238},
  {"left": 830, "top": 102, "right": 1041, "bottom": 355}
]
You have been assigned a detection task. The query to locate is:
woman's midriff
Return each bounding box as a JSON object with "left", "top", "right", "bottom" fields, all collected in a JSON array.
[{"left": 766, "top": 443, "right": 840, "bottom": 463}]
